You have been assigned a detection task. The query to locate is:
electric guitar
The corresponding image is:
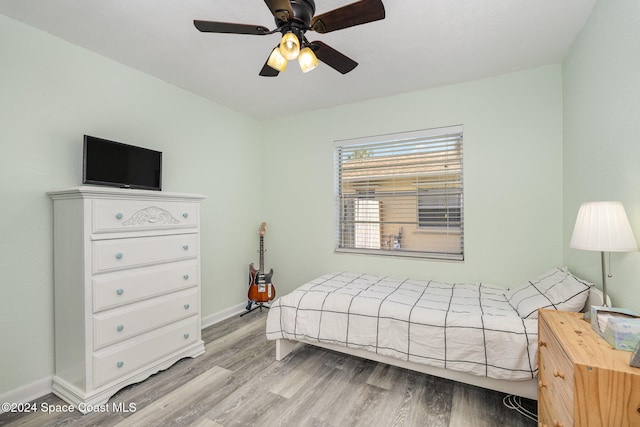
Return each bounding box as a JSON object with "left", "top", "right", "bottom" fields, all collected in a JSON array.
[{"left": 247, "top": 222, "right": 275, "bottom": 305}]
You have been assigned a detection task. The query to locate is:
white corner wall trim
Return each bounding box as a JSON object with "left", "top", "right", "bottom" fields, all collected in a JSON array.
[
  {"left": 0, "top": 376, "right": 52, "bottom": 413},
  {"left": 1, "top": 302, "right": 252, "bottom": 411}
]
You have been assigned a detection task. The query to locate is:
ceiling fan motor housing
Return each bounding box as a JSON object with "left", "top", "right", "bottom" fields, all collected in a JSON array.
[{"left": 276, "top": 0, "right": 315, "bottom": 37}]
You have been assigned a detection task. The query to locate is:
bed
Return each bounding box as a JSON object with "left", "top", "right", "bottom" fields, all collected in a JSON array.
[{"left": 265, "top": 268, "right": 601, "bottom": 400}]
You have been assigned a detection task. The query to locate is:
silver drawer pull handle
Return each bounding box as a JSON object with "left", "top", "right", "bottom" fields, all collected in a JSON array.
[
  {"left": 117, "top": 361, "right": 124, "bottom": 368},
  {"left": 183, "top": 333, "right": 190, "bottom": 339},
  {"left": 116, "top": 288, "right": 124, "bottom": 296},
  {"left": 183, "top": 274, "right": 189, "bottom": 280},
  {"left": 183, "top": 213, "right": 189, "bottom": 218},
  {"left": 115, "top": 252, "right": 123, "bottom": 260},
  {"left": 184, "top": 303, "right": 190, "bottom": 310},
  {"left": 117, "top": 325, "right": 124, "bottom": 332},
  {"left": 183, "top": 245, "right": 189, "bottom": 251},
  {"left": 116, "top": 213, "right": 123, "bottom": 220}
]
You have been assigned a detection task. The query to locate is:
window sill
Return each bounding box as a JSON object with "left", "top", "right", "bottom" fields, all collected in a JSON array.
[{"left": 334, "top": 247, "right": 464, "bottom": 261}]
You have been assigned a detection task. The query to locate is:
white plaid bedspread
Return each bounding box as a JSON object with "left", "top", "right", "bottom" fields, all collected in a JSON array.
[{"left": 266, "top": 272, "right": 538, "bottom": 381}]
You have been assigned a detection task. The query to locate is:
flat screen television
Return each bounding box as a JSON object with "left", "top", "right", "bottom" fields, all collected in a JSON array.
[{"left": 83, "top": 135, "right": 162, "bottom": 191}]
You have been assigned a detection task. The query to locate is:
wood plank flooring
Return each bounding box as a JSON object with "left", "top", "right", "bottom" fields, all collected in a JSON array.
[{"left": 0, "top": 310, "right": 537, "bottom": 426}]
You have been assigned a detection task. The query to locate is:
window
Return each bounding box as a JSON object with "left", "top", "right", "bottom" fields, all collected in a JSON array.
[{"left": 335, "top": 126, "right": 464, "bottom": 260}]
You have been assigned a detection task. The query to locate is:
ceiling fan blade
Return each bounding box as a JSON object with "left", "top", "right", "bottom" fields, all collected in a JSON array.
[
  {"left": 264, "top": 0, "right": 294, "bottom": 22},
  {"left": 310, "top": 41, "right": 358, "bottom": 74},
  {"left": 311, "top": 0, "right": 385, "bottom": 34},
  {"left": 194, "top": 20, "right": 270, "bottom": 35},
  {"left": 259, "top": 49, "right": 280, "bottom": 77},
  {"left": 259, "top": 64, "right": 280, "bottom": 77}
]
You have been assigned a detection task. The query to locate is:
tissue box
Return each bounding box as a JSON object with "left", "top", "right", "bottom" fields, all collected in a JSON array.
[
  {"left": 603, "top": 317, "right": 640, "bottom": 351},
  {"left": 590, "top": 305, "right": 639, "bottom": 336}
]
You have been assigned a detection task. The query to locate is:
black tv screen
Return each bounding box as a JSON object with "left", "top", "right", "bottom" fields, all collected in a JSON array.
[{"left": 83, "top": 135, "right": 162, "bottom": 191}]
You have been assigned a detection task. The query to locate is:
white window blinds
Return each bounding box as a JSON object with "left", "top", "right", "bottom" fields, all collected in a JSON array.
[{"left": 335, "top": 126, "right": 464, "bottom": 260}]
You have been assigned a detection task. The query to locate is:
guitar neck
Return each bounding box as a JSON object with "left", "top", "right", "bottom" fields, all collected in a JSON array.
[{"left": 259, "top": 235, "right": 264, "bottom": 274}]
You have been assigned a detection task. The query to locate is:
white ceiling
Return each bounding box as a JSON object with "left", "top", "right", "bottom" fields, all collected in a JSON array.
[{"left": 0, "top": 0, "right": 597, "bottom": 120}]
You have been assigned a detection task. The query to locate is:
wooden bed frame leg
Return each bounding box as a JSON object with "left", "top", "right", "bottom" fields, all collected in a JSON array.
[{"left": 276, "top": 339, "right": 296, "bottom": 361}]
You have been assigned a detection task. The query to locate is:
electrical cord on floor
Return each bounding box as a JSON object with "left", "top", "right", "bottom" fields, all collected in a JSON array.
[{"left": 503, "top": 394, "right": 537, "bottom": 423}]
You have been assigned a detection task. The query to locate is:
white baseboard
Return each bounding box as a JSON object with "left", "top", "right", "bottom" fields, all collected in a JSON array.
[
  {"left": 201, "top": 301, "right": 247, "bottom": 328},
  {"left": 0, "top": 376, "right": 52, "bottom": 413},
  {"left": 0, "top": 302, "right": 251, "bottom": 412}
]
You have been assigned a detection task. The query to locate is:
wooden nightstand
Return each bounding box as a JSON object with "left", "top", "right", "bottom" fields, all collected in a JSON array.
[{"left": 538, "top": 309, "right": 640, "bottom": 426}]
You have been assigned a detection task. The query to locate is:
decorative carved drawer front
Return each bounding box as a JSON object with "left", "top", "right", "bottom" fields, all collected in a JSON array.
[
  {"left": 92, "top": 200, "right": 198, "bottom": 233},
  {"left": 93, "top": 316, "right": 199, "bottom": 388},
  {"left": 92, "top": 260, "right": 198, "bottom": 313},
  {"left": 92, "top": 234, "right": 198, "bottom": 274},
  {"left": 93, "top": 288, "right": 198, "bottom": 350}
]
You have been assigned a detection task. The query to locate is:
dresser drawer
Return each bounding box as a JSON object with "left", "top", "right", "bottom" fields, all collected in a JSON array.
[
  {"left": 93, "top": 316, "right": 200, "bottom": 388},
  {"left": 92, "top": 199, "right": 198, "bottom": 234},
  {"left": 92, "top": 260, "right": 198, "bottom": 312},
  {"left": 92, "top": 234, "right": 198, "bottom": 274},
  {"left": 93, "top": 288, "right": 198, "bottom": 350}
]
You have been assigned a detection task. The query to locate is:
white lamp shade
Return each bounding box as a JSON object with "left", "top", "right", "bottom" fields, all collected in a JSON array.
[{"left": 570, "top": 201, "right": 638, "bottom": 252}]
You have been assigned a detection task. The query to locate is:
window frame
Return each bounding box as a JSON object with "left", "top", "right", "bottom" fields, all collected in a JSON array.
[{"left": 334, "top": 125, "right": 464, "bottom": 261}]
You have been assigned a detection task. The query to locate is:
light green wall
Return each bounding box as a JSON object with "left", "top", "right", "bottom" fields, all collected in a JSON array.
[
  {"left": 260, "top": 65, "right": 565, "bottom": 297},
  {"left": 563, "top": 0, "right": 640, "bottom": 311},
  {"left": 0, "top": 15, "right": 262, "bottom": 395}
]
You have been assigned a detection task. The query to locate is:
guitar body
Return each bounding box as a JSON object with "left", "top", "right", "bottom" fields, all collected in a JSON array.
[
  {"left": 247, "top": 222, "right": 276, "bottom": 305},
  {"left": 248, "top": 263, "right": 275, "bottom": 303}
]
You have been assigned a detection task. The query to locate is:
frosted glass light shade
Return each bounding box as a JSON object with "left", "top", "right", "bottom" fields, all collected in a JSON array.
[
  {"left": 298, "top": 47, "right": 319, "bottom": 73},
  {"left": 267, "top": 47, "right": 287, "bottom": 72},
  {"left": 570, "top": 201, "right": 638, "bottom": 252},
  {"left": 279, "top": 32, "right": 300, "bottom": 60}
]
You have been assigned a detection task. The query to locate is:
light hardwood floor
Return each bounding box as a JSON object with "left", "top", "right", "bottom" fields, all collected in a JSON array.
[{"left": 0, "top": 310, "right": 537, "bottom": 426}]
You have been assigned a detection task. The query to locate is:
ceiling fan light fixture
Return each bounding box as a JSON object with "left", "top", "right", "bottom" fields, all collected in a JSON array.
[
  {"left": 279, "top": 32, "right": 300, "bottom": 60},
  {"left": 267, "top": 46, "right": 288, "bottom": 72},
  {"left": 298, "top": 47, "right": 319, "bottom": 73}
]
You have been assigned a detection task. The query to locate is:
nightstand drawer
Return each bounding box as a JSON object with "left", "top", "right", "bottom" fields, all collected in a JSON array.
[
  {"left": 537, "top": 388, "right": 556, "bottom": 427},
  {"left": 92, "top": 199, "right": 198, "bottom": 233},
  {"left": 92, "top": 260, "right": 198, "bottom": 312},
  {"left": 539, "top": 317, "right": 575, "bottom": 423},
  {"left": 93, "top": 288, "right": 198, "bottom": 350},
  {"left": 93, "top": 316, "right": 200, "bottom": 388},
  {"left": 92, "top": 234, "right": 198, "bottom": 274},
  {"left": 538, "top": 384, "right": 572, "bottom": 427}
]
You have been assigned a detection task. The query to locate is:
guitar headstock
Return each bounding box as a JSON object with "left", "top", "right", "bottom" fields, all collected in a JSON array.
[{"left": 259, "top": 222, "right": 267, "bottom": 236}]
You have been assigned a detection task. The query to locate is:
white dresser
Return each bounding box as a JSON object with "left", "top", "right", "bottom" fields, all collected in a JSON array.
[{"left": 48, "top": 186, "right": 206, "bottom": 412}]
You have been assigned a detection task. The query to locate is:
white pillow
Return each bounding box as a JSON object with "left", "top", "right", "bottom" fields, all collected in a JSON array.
[{"left": 506, "top": 267, "right": 593, "bottom": 319}]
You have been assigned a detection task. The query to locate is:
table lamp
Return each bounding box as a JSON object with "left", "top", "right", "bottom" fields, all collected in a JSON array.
[{"left": 570, "top": 201, "right": 638, "bottom": 307}]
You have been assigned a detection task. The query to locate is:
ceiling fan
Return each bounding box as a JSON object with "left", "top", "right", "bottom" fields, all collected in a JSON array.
[{"left": 194, "top": 0, "right": 385, "bottom": 76}]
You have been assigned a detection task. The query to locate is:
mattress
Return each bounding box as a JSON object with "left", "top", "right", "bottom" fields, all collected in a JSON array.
[{"left": 266, "top": 272, "right": 538, "bottom": 381}]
